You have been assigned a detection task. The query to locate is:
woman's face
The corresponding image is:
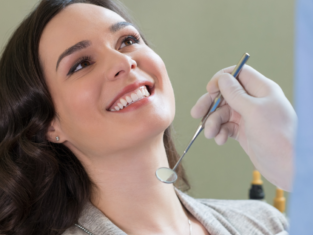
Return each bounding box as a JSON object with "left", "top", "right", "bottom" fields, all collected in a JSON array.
[{"left": 39, "top": 3, "right": 175, "bottom": 159}]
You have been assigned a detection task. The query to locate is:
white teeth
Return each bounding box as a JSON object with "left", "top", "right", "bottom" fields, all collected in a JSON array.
[
  {"left": 144, "top": 88, "right": 149, "bottom": 96},
  {"left": 136, "top": 90, "right": 144, "bottom": 99},
  {"left": 141, "top": 86, "right": 149, "bottom": 97},
  {"left": 126, "top": 96, "right": 132, "bottom": 103},
  {"left": 110, "top": 86, "right": 152, "bottom": 112},
  {"left": 142, "top": 89, "right": 147, "bottom": 97},
  {"left": 120, "top": 98, "right": 127, "bottom": 106},
  {"left": 131, "top": 93, "right": 139, "bottom": 102}
]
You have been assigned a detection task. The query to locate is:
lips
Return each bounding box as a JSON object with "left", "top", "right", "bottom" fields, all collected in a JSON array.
[{"left": 107, "top": 81, "right": 154, "bottom": 111}]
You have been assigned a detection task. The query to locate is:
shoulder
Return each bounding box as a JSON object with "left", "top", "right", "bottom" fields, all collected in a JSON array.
[
  {"left": 198, "top": 198, "right": 288, "bottom": 233},
  {"left": 60, "top": 200, "right": 126, "bottom": 235},
  {"left": 176, "top": 189, "right": 288, "bottom": 234},
  {"left": 62, "top": 225, "right": 87, "bottom": 235}
]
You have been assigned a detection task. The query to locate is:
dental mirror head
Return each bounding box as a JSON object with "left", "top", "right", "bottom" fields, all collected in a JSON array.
[
  {"left": 155, "top": 53, "right": 250, "bottom": 184},
  {"left": 155, "top": 167, "right": 177, "bottom": 184}
]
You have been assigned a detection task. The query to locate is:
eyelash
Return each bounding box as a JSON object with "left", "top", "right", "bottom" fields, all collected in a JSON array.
[
  {"left": 120, "top": 33, "right": 141, "bottom": 48},
  {"left": 67, "top": 56, "right": 93, "bottom": 76},
  {"left": 67, "top": 33, "right": 141, "bottom": 76}
]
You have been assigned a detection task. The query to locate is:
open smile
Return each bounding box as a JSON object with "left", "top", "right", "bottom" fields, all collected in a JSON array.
[
  {"left": 107, "top": 82, "right": 154, "bottom": 112},
  {"left": 109, "top": 86, "right": 150, "bottom": 111}
]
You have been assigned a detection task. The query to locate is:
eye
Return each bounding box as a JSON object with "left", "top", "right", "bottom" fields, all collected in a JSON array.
[
  {"left": 75, "top": 60, "right": 91, "bottom": 72},
  {"left": 68, "top": 56, "right": 93, "bottom": 76},
  {"left": 120, "top": 35, "right": 140, "bottom": 49}
]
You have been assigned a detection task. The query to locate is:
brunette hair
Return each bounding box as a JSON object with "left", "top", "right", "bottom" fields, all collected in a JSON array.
[{"left": 0, "top": 0, "right": 189, "bottom": 234}]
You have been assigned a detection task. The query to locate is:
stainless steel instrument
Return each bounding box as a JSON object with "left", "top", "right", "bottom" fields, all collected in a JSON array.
[{"left": 155, "top": 53, "right": 250, "bottom": 184}]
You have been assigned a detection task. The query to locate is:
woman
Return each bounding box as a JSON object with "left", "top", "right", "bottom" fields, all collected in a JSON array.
[{"left": 0, "top": 0, "right": 295, "bottom": 234}]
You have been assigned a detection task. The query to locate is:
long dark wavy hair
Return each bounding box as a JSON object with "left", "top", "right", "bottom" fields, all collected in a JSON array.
[{"left": 0, "top": 0, "right": 189, "bottom": 234}]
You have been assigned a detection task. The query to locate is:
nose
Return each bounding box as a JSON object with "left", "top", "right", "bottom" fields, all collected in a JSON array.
[{"left": 106, "top": 50, "right": 137, "bottom": 81}]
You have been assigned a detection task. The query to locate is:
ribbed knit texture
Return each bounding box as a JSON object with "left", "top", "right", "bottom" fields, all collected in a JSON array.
[{"left": 63, "top": 189, "right": 288, "bottom": 235}]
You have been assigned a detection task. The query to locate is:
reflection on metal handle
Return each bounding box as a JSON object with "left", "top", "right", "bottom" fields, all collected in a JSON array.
[
  {"left": 172, "top": 124, "right": 203, "bottom": 171},
  {"left": 201, "top": 53, "right": 250, "bottom": 126}
]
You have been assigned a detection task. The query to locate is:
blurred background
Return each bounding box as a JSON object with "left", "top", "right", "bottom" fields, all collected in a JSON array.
[{"left": 0, "top": 0, "right": 294, "bottom": 210}]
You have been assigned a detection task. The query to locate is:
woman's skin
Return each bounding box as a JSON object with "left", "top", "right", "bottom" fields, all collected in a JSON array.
[
  {"left": 40, "top": 3, "right": 208, "bottom": 235},
  {"left": 38, "top": 2, "right": 296, "bottom": 234}
]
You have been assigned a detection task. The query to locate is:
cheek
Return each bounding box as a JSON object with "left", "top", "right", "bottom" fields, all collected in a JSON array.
[
  {"left": 54, "top": 77, "right": 105, "bottom": 136},
  {"left": 138, "top": 47, "right": 167, "bottom": 81},
  {"left": 137, "top": 47, "right": 176, "bottom": 120},
  {"left": 63, "top": 81, "right": 99, "bottom": 113}
]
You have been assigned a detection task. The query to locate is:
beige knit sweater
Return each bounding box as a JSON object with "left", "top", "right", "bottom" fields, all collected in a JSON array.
[{"left": 63, "top": 189, "right": 288, "bottom": 235}]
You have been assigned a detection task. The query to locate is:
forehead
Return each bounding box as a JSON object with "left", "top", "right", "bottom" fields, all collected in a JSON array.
[
  {"left": 43, "top": 3, "right": 125, "bottom": 36},
  {"left": 39, "top": 3, "right": 125, "bottom": 64}
]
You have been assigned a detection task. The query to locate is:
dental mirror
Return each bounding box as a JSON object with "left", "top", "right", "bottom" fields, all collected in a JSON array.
[{"left": 155, "top": 53, "right": 250, "bottom": 184}]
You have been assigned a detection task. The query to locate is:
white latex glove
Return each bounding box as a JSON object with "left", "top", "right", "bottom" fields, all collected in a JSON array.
[{"left": 191, "top": 65, "right": 297, "bottom": 191}]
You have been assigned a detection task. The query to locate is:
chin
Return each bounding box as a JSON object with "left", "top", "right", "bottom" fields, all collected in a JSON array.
[
  {"left": 118, "top": 109, "right": 174, "bottom": 151},
  {"left": 138, "top": 113, "right": 174, "bottom": 143}
]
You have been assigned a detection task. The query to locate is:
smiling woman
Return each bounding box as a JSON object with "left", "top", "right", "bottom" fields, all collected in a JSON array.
[
  {"left": 0, "top": 1, "right": 187, "bottom": 234},
  {"left": 0, "top": 0, "right": 290, "bottom": 235}
]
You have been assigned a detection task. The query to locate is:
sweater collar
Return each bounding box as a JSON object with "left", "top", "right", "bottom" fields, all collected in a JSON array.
[{"left": 75, "top": 188, "right": 234, "bottom": 235}]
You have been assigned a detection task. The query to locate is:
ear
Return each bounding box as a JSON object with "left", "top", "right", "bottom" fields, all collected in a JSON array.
[{"left": 46, "top": 117, "right": 66, "bottom": 143}]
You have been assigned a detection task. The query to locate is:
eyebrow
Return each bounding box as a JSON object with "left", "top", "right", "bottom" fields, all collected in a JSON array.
[
  {"left": 56, "top": 40, "right": 91, "bottom": 71},
  {"left": 110, "top": 21, "right": 134, "bottom": 33},
  {"left": 56, "top": 22, "right": 135, "bottom": 71}
]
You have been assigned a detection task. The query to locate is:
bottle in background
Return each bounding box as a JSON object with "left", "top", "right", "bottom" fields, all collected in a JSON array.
[
  {"left": 249, "top": 170, "right": 265, "bottom": 201},
  {"left": 273, "top": 188, "right": 286, "bottom": 215}
]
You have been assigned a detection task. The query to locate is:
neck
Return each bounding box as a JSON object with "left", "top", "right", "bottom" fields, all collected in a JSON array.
[{"left": 82, "top": 133, "right": 190, "bottom": 235}]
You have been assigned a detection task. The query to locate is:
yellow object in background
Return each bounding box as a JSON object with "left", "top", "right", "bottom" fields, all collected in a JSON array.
[
  {"left": 249, "top": 171, "right": 286, "bottom": 214},
  {"left": 252, "top": 170, "right": 263, "bottom": 185},
  {"left": 273, "top": 188, "right": 286, "bottom": 213}
]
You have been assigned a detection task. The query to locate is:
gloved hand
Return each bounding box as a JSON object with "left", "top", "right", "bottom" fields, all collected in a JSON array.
[{"left": 191, "top": 65, "right": 297, "bottom": 191}]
